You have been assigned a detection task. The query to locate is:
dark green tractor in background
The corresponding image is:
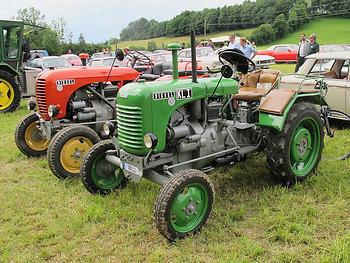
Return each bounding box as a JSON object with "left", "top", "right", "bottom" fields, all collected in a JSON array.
[
  {"left": 80, "top": 33, "right": 333, "bottom": 241},
  {"left": 0, "top": 19, "right": 35, "bottom": 113}
]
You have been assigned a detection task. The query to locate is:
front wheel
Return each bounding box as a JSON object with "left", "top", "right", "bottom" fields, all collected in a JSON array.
[
  {"left": 154, "top": 169, "right": 214, "bottom": 241},
  {"left": 47, "top": 126, "right": 101, "bottom": 180},
  {"left": 81, "top": 140, "right": 127, "bottom": 194},
  {"left": 266, "top": 102, "right": 324, "bottom": 186},
  {"left": 15, "top": 113, "right": 50, "bottom": 157}
]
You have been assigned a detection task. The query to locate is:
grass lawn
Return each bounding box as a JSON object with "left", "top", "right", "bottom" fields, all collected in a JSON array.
[
  {"left": 1, "top": 93, "right": 350, "bottom": 262},
  {"left": 258, "top": 17, "right": 350, "bottom": 50}
]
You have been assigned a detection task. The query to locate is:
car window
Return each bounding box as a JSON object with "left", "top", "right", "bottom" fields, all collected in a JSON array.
[
  {"left": 274, "top": 46, "right": 289, "bottom": 52},
  {"left": 42, "top": 57, "right": 72, "bottom": 69},
  {"left": 91, "top": 60, "right": 103, "bottom": 66},
  {"left": 310, "top": 59, "right": 335, "bottom": 74},
  {"left": 340, "top": 60, "right": 349, "bottom": 79}
]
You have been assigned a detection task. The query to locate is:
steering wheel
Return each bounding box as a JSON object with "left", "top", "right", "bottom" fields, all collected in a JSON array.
[
  {"left": 124, "top": 48, "right": 154, "bottom": 68},
  {"left": 218, "top": 48, "right": 256, "bottom": 74}
]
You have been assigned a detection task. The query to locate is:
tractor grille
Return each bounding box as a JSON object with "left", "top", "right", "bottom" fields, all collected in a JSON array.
[
  {"left": 117, "top": 104, "right": 144, "bottom": 149},
  {"left": 36, "top": 78, "right": 47, "bottom": 114}
]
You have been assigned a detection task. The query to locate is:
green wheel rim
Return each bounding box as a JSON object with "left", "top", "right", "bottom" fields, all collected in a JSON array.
[
  {"left": 91, "top": 152, "right": 124, "bottom": 190},
  {"left": 170, "top": 183, "right": 209, "bottom": 233},
  {"left": 289, "top": 117, "right": 321, "bottom": 177}
]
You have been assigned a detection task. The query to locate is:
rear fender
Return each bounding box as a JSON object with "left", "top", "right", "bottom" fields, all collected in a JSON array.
[
  {"left": 257, "top": 93, "right": 327, "bottom": 131},
  {"left": 0, "top": 63, "right": 19, "bottom": 78}
]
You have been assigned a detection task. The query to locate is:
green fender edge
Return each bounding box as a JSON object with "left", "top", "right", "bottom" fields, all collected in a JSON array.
[{"left": 256, "top": 93, "right": 328, "bottom": 131}]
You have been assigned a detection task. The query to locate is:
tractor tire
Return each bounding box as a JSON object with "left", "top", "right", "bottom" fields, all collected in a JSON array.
[
  {"left": 81, "top": 140, "right": 127, "bottom": 195},
  {"left": 0, "top": 70, "right": 21, "bottom": 113},
  {"left": 154, "top": 169, "right": 214, "bottom": 241},
  {"left": 15, "top": 113, "right": 49, "bottom": 157},
  {"left": 47, "top": 126, "right": 101, "bottom": 180},
  {"left": 266, "top": 102, "right": 324, "bottom": 187}
]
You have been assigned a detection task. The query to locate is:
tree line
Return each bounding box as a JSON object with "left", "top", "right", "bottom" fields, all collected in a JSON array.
[
  {"left": 120, "top": 0, "right": 350, "bottom": 44},
  {"left": 14, "top": 7, "right": 110, "bottom": 56}
]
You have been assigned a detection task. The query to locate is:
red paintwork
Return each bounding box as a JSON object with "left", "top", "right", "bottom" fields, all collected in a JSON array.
[
  {"left": 36, "top": 66, "right": 140, "bottom": 121},
  {"left": 257, "top": 49, "right": 297, "bottom": 62}
]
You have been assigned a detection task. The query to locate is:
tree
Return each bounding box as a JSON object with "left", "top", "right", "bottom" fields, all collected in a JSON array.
[
  {"left": 250, "top": 23, "right": 276, "bottom": 45},
  {"left": 147, "top": 41, "right": 157, "bottom": 51},
  {"left": 273, "top": 14, "right": 289, "bottom": 38},
  {"left": 14, "top": 7, "right": 46, "bottom": 26},
  {"left": 42, "top": 29, "right": 61, "bottom": 55},
  {"left": 51, "top": 17, "right": 67, "bottom": 43}
]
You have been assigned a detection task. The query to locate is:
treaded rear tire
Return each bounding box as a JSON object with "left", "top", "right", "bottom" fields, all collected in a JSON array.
[
  {"left": 0, "top": 70, "right": 21, "bottom": 113},
  {"left": 154, "top": 169, "right": 214, "bottom": 241},
  {"left": 266, "top": 102, "right": 324, "bottom": 187},
  {"left": 15, "top": 113, "right": 48, "bottom": 157},
  {"left": 47, "top": 126, "right": 101, "bottom": 180}
]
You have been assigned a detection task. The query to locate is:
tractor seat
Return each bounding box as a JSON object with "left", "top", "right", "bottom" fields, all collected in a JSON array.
[
  {"left": 139, "top": 63, "right": 171, "bottom": 81},
  {"left": 232, "top": 69, "right": 281, "bottom": 102},
  {"left": 258, "top": 89, "right": 296, "bottom": 115},
  {"left": 162, "top": 69, "right": 207, "bottom": 76}
]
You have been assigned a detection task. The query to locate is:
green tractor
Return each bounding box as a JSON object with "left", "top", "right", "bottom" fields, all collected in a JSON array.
[
  {"left": 80, "top": 33, "right": 332, "bottom": 241},
  {"left": 0, "top": 19, "right": 36, "bottom": 113}
]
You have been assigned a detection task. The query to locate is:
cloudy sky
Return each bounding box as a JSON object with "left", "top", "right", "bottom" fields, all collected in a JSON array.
[{"left": 1, "top": 0, "right": 243, "bottom": 42}]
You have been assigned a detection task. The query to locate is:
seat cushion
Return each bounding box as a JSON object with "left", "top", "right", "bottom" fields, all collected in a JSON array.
[
  {"left": 258, "top": 89, "right": 296, "bottom": 115},
  {"left": 232, "top": 87, "right": 266, "bottom": 101}
]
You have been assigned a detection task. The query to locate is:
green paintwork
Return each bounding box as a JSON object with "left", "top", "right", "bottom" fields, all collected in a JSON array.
[
  {"left": 289, "top": 117, "right": 321, "bottom": 177},
  {"left": 167, "top": 43, "right": 182, "bottom": 80},
  {"left": 170, "top": 183, "right": 209, "bottom": 233},
  {"left": 0, "top": 20, "right": 24, "bottom": 72},
  {"left": 257, "top": 92, "right": 324, "bottom": 131},
  {"left": 117, "top": 77, "right": 238, "bottom": 155},
  {"left": 91, "top": 152, "right": 125, "bottom": 190}
]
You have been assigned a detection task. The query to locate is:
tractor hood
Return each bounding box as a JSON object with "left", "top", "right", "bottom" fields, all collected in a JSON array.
[
  {"left": 36, "top": 66, "right": 139, "bottom": 121},
  {"left": 117, "top": 77, "right": 238, "bottom": 155}
]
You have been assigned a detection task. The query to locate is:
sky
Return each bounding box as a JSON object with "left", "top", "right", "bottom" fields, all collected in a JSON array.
[{"left": 0, "top": 0, "right": 243, "bottom": 42}]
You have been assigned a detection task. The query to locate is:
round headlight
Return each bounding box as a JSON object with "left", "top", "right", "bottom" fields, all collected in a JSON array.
[
  {"left": 143, "top": 133, "right": 158, "bottom": 149},
  {"left": 103, "top": 121, "right": 115, "bottom": 136},
  {"left": 48, "top": 105, "right": 59, "bottom": 118}
]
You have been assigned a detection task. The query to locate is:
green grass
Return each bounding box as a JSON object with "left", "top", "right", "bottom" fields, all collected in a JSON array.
[
  {"left": 114, "top": 28, "right": 255, "bottom": 49},
  {"left": 1, "top": 94, "right": 350, "bottom": 261},
  {"left": 259, "top": 17, "right": 350, "bottom": 49},
  {"left": 114, "top": 17, "right": 350, "bottom": 51}
]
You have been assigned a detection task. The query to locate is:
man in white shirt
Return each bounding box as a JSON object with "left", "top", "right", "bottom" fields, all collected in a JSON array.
[
  {"left": 228, "top": 34, "right": 240, "bottom": 49},
  {"left": 295, "top": 33, "right": 310, "bottom": 72}
]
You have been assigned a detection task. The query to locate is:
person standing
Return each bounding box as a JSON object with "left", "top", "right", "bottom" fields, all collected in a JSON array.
[
  {"left": 206, "top": 39, "right": 215, "bottom": 50},
  {"left": 295, "top": 33, "right": 310, "bottom": 72},
  {"left": 239, "top": 37, "right": 257, "bottom": 59},
  {"left": 307, "top": 33, "right": 319, "bottom": 55},
  {"left": 228, "top": 34, "right": 240, "bottom": 49}
]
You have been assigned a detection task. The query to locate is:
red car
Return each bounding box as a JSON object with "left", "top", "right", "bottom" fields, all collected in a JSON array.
[
  {"left": 61, "top": 54, "right": 83, "bottom": 66},
  {"left": 257, "top": 44, "right": 298, "bottom": 63}
]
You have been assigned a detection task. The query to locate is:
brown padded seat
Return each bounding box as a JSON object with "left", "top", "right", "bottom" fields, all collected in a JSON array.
[
  {"left": 233, "top": 69, "right": 280, "bottom": 101},
  {"left": 258, "top": 89, "right": 296, "bottom": 115},
  {"left": 324, "top": 70, "right": 338, "bottom": 79}
]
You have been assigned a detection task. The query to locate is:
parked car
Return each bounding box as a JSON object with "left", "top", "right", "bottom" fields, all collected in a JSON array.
[
  {"left": 257, "top": 44, "right": 298, "bottom": 63},
  {"left": 281, "top": 51, "right": 350, "bottom": 120},
  {"left": 86, "top": 57, "right": 121, "bottom": 67},
  {"left": 27, "top": 56, "right": 72, "bottom": 70},
  {"left": 178, "top": 47, "right": 274, "bottom": 69},
  {"left": 90, "top": 52, "right": 114, "bottom": 60},
  {"left": 61, "top": 54, "right": 82, "bottom": 66},
  {"left": 29, "top": 50, "right": 49, "bottom": 59}
]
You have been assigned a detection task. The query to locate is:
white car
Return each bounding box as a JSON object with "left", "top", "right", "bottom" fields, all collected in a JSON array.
[
  {"left": 87, "top": 57, "right": 122, "bottom": 67},
  {"left": 281, "top": 51, "right": 350, "bottom": 121},
  {"left": 178, "top": 47, "right": 275, "bottom": 70}
]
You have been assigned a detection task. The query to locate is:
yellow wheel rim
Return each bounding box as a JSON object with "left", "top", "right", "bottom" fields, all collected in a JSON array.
[
  {"left": 24, "top": 122, "right": 50, "bottom": 151},
  {"left": 60, "top": 136, "right": 93, "bottom": 174},
  {"left": 0, "top": 78, "right": 15, "bottom": 110}
]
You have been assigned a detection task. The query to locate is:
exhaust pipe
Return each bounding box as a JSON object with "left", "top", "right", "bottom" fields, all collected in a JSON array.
[{"left": 190, "top": 30, "right": 198, "bottom": 83}]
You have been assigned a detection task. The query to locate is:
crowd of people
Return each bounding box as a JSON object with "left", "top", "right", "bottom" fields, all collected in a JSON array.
[{"left": 295, "top": 33, "right": 319, "bottom": 72}]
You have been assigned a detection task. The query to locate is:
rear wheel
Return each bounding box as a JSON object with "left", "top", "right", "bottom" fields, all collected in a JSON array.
[
  {"left": 266, "top": 102, "right": 324, "bottom": 186},
  {"left": 0, "top": 70, "right": 21, "bottom": 113},
  {"left": 47, "top": 126, "right": 100, "bottom": 180},
  {"left": 15, "top": 113, "right": 49, "bottom": 157},
  {"left": 81, "top": 140, "right": 127, "bottom": 194},
  {"left": 154, "top": 169, "right": 214, "bottom": 241}
]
